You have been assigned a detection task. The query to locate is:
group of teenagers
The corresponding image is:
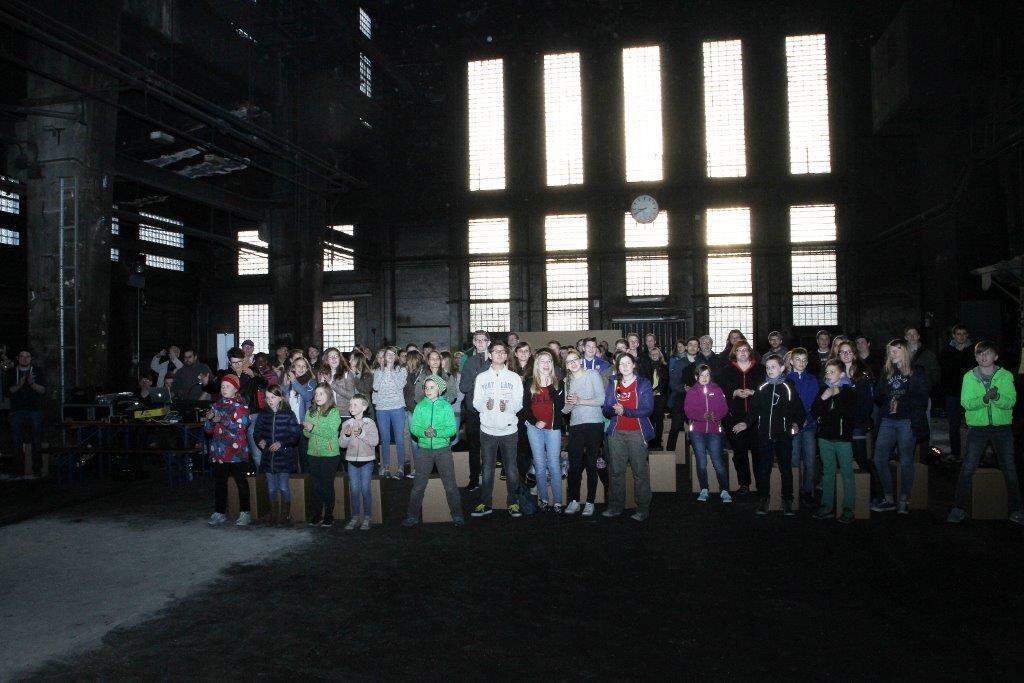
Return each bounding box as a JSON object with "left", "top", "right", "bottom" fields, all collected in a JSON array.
[{"left": 200, "top": 323, "right": 1024, "bottom": 530}]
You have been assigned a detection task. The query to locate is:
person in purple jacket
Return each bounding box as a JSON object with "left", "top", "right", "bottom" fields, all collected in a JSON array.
[
  {"left": 684, "top": 364, "right": 732, "bottom": 503},
  {"left": 786, "top": 348, "right": 822, "bottom": 508},
  {"left": 601, "top": 353, "right": 654, "bottom": 521}
]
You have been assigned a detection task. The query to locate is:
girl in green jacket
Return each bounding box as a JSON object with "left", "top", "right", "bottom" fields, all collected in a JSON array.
[{"left": 303, "top": 383, "right": 343, "bottom": 527}]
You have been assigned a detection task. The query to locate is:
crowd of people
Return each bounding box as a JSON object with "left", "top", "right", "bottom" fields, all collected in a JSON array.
[{"left": 181, "top": 323, "right": 1024, "bottom": 531}]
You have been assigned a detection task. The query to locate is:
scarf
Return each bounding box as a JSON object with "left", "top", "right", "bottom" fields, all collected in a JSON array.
[{"left": 765, "top": 375, "right": 786, "bottom": 385}]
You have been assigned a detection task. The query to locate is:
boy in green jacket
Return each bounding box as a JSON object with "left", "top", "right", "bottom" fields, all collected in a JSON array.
[
  {"left": 947, "top": 341, "right": 1023, "bottom": 525},
  {"left": 403, "top": 375, "right": 464, "bottom": 526}
]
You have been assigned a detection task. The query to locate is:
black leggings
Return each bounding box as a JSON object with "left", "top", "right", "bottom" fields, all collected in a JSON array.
[
  {"left": 724, "top": 418, "right": 757, "bottom": 487},
  {"left": 309, "top": 456, "right": 340, "bottom": 518},
  {"left": 567, "top": 422, "right": 605, "bottom": 504},
  {"left": 214, "top": 461, "right": 250, "bottom": 514}
]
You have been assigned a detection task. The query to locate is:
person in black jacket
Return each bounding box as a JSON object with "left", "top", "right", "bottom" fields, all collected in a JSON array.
[
  {"left": 733, "top": 355, "right": 805, "bottom": 516},
  {"left": 811, "top": 360, "right": 857, "bottom": 523},
  {"left": 458, "top": 330, "right": 492, "bottom": 491},
  {"left": 254, "top": 385, "right": 301, "bottom": 525},
  {"left": 938, "top": 324, "right": 974, "bottom": 462},
  {"left": 720, "top": 341, "right": 766, "bottom": 494},
  {"left": 648, "top": 347, "right": 670, "bottom": 450}
]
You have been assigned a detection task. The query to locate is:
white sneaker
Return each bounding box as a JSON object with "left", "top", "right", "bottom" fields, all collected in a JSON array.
[
  {"left": 359, "top": 517, "right": 371, "bottom": 530},
  {"left": 697, "top": 488, "right": 709, "bottom": 502},
  {"left": 235, "top": 511, "right": 252, "bottom": 527},
  {"left": 581, "top": 502, "right": 595, "bottom": 517},
  {"left": 207, "top": 512, "right": 227, "bottom": 526},
  {"left": 720, "top": 490, "right": 733, "bottom": 503},
  {"left": 564, "top": 500, "right": 581, "bottom": 515}
]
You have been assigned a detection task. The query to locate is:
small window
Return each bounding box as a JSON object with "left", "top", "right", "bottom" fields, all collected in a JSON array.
[
  {"left": 1, "top": 189, "right": 21, "bottom": 214},
  {"left": 138, "top": 225, "right": 185, "bottom": 248},
  {"left": 359, "top": 53, "right": 372, "bottom": 98},
  {"left": 705, "top": 207, "right": 751, "bottom": 246},
  {"left": 358, "top": 8, "right": 372, "bottom": 39},
  {"left": 237, "top": 229, "right": 269, "bottom": 275},
  {"left": 324, "top": 224, "right": 355, "bottom": 272},
  {"left": 544, "top": 214, "right": 588, "bottom": 251},
  {"left": 323, "top": 300, "right": 356, "bottom": 351},
  {"left": 238, "top": 304, "right": 270, "bottom": 354},
  {"left": 468, "top": 217, "right": 509, "bottom": 254},
  {"left": 111, "top": 247, "right": 120, "bottom": 262},
  {"left": 789, "top": 204, "right": 836, "bottom": 242},
  {"left": 144, "top": 254, "right": 185, "bottom": 271},
  {"left": 138, "top": 211, "right": 184, "bottom": 226},
  {"left": 624, "top": 212, "right": 669, "bottom": 297},
  {"left": 0, "top": 228, "right": 20, "bottom": 246},
  {"left": 111, "top": 216, "right": 120, "bottom": 235}
]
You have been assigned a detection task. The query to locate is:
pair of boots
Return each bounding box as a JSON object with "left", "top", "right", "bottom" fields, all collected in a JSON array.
[{"left": 271, "top": 500, "right": 292, "bottom": 526}]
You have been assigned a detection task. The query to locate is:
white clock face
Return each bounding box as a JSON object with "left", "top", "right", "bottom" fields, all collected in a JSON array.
[{"left": 630, "top": 195, "right": 659, "bottom": 224}]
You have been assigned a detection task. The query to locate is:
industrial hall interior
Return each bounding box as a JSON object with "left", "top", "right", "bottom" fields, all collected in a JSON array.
[{"left": 2, "top": 0, "right": 1024, "bottom": 679}]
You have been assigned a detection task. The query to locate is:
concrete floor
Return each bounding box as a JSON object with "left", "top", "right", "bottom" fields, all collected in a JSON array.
[{"left": 1, "top": 419, "right": 1023, "bottom": 680}]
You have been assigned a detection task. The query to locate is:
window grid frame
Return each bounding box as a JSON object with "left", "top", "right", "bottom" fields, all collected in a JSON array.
[
  {"left": 322, "top": 300, "right": 356, "bottom": 352},
  {"left": 786, "top": 33, "right": 832, "bottom": 175},
  {"left": 324, "top": 224, "right": 356, "bottom": 272},
  {"left": 237, "top": 229, "right": 269, "bottom": 275},
  {"left": 624, "top": 212, "right": 670, "bottom": 297},
  {"left": 237, "top": 304, "right": 270, "bottom": 355},
  {"left": 622, "top": 46, "right": 664, "bottom": 183},
  {"left": 703, "top": 39, "right": 748, "bottom": 178},
  {"left": 467, "top": 58, "right": 506, "bottom": 191},
  {"left": 543, "top": 52, "right": 585, "bottom": 187},
  {"left": 144, "top": 253, "right": 185, "bottom": 272}
]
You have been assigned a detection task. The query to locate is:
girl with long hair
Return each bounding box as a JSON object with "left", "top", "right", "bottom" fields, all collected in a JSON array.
[
  {"left": 523, "top": 350, "right": 566, "bottom": 512},
  {"left": 870, "top": 339, "right": 929, "bottom": 513}
]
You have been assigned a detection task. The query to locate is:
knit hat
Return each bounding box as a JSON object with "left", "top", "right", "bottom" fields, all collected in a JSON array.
[
  {"left": 221, "top": 374, "right": 241, "bottom": 391},
  {"left": 424, "top": 374, "right": 447, "bottom": 395}
]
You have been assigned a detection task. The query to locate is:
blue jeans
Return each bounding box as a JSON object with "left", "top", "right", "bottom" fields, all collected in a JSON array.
[
  {"left": 945, "top": 395, "right": 964, "bottom": 457},
  {"left": 450, "top": 412, "right": 462, "bottom": 447},
  {"left": 791, "top": 428, "right": 817, "bottom": 497},
  {"left": 265, "top": 472, "right": 291, "bottom": 501},
  {"left": 526, "top": 422, "right": 562, "bottom": 505},
  {"left": 376, "top": 408, "right": 406, "bottom": 468},
  {"left": 953, "top": 426, "right": 1022, "bottom": 511},
  {"left": 873, "top": 418, "right": 916, "bottom": 500},
  {"left": 690, "top": 430, "right": 728, "bottom": 492},
  {"left": 347, "top": 461, "right": 373, "bottom": 517}
]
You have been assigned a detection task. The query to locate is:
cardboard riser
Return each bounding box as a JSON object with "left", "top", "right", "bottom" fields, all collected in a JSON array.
[
  {"left": 649, "top": 451, "right": 676, "bottom": 492},
  {"left": 768, "top": 467, "right": 802, "bottom": 511},
  {"left": 333, "top": 475, "right": 348, "bottom": 521},
  {"left": 347, "top": 478, "right": 383, "bottom": 524},
  {"left": 227, "top": 475, "right": 272, "bottom": 520},
  {"left": 892, "top": 461, "right": 929, "bottom": 509},
  {"left": 690, "top": 451, "right": 740, "bottom": 494},
  {"left": 288, "top": 475, "right": 311, "bottom": 522},
  {"left": 968, "top": 468, "right": 1009, "bottom": 519},
  {"left": 453, "top": 451, "right": 470, "bottom": 487},
  {"left": 834, "top": 471, "right": 872, "bottom": 520},
  {"left": 675, "top": 429, "right": 687, "bottom": 465},
  {"left": 422, "top": 478, "right": 458, "bottom": 523}
]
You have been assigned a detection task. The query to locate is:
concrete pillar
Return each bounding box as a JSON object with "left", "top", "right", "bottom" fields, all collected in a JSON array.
[{"left": 24, "top": 1, "right": 119, "bottom": 397}]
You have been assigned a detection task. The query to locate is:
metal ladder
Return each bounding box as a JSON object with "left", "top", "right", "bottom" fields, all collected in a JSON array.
[{"left": 57, "top": 175, "right": 79, "bottom": 405}]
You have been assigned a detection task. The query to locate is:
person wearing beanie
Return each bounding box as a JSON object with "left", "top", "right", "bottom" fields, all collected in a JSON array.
[
  {"left": 204, "top": 374, "right": 253, "bottom": 527},
  {"left": 403, "top": 375, "right": 463, "bottom": 526}
]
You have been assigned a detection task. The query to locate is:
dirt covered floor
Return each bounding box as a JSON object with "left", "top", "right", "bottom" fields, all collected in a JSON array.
[{"left": 3, "top": 456, "right": 1024, "bottom": 680}]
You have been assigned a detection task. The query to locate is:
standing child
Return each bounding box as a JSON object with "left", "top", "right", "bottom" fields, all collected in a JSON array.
[
  {"left": 403, "top": 375, "right": 463, "bottom": 526},
  {"left": 733, "top": 355, "right": 806, "bottom": 516},
  {"left": 787, "top": 348, "right": 822, "bottom": 508},
  {"left": 254, "top": 385, "right": 301, "bottom": 525},
  {"left": 946, "top": 341, "right": 1024, "bottom": 525},
  {"left": 812, "top": 360, "right": 857, "bottom": 523},
  {"left": 684, "top": 364, "right": 731, "bottom": 503},
  {"left": 302, "top": 383, "right": 342, "bottom": 527},
  {"left": 340, "top": 394, "right": 380, "bottom": 530},
  {"left": 601, "top": 353, "right": 655, "bottom": 521},
  {"left": 204, "top": 374, "right": 252, "bottom": 527}
]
